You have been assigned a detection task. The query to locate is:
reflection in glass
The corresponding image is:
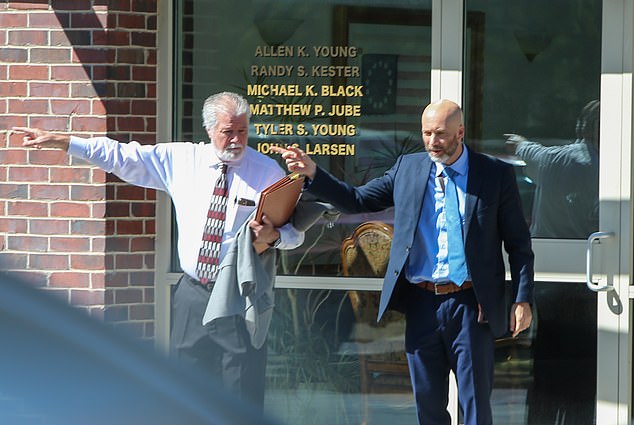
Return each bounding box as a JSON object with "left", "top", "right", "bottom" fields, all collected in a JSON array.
[
  {"left": 464, "top": 0, "right": 601, "bottom": 240},
  {"left": 464, "top": 1, "right": 601, "bottom": 424},
  {"left": 266, "top": 288, "right": 415, "bottom": 425}
]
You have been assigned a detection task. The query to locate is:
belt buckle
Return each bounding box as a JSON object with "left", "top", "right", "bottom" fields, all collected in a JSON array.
[{"left": 434, "top": 284, "right": 444, "bottom": 295}]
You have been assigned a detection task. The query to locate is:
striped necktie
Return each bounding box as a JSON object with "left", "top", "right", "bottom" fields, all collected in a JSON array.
[
  {"left": 443, "top": 167, "right": 468, "bottom": 286},
  {"left": 196, "top": 163, "right": 228, "bottom": 284}
]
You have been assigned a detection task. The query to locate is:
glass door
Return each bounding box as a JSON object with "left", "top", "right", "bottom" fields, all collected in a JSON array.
[{"left": 463, "top": 1, "right": 633, "bottom": 424}]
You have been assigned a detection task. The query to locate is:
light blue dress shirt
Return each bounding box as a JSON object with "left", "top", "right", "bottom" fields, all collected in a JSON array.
[{"left": 406, "top": 146, "right": 470, "bottom": 283}]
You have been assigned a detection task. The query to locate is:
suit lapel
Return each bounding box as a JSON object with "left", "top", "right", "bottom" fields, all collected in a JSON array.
[{"left": 464, "top": 149, "right": 484, "bottom": 242}]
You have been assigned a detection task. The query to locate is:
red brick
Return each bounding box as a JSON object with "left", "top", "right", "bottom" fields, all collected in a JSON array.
[
  {"left": 131, "top": 32, "right": 155, "bottom": 48},
  {"left": 117, "top": 14, "right": 145, "bottom": 29},
  {"left": 8, "top": 30, "right": 48, "bottom": 45},
  {"left": 51, "top": 99, "right": 91, "bottom": 115},
  {"left": 130, "top": 98, "right": 155, "bottom": 115},
  {"left": 130, "top": 237, "right": 154, "bottom": 252},
  {"left": 70, "top": 184, "right": 105, "bottom": 201},
  {"left": 0, "top": 82, "right": 27, "bottom": 96},
  {"left": 105, "top": 271, "right": 128, "bottom": 287},
  {"left": 0, "top": 149, "right": 27, "bottom": 164},
  {"left": 30, "top": 253, "right": 69, "bottom": 270},
  {"left": 92, "top": 201, "right": 106, "bottom": 218},
  {"left": 8, "top": 99, "right": 49, "bottom": 114},
  {"left": 72, "top": 116, "right": 107, "bottom": 133},
  {"left": 51, "top": 65, "right": 90, "bottom": 81},
  {"left": 116, "top": 219, "right": 144, "bottom": 234},
  {"left": 0, "top": 252, "right": 28, "bottom": 268},
  {"left": 51, "top": 0, "right": 93, "bottom": 11},
  {"left": 146, "top": 118, "right": 156, "bottom": 132},
  {"left": 71, "top": 254, "right": 104, "bottom": 270},
  {"left": 92, "top": 99, "right": 107, "bottom": 115},
  {"left": 0, "top": 182, "right": 28, "bottom": 198},
  {"left": 7, "top": 1, "right": 49, "bottom": 10},
  {"left": 114, "top": 287, "right": 143, "bottom": 304},
  {"left": 28, "top": 149, "right": 68, "bottom": 165},
  {"left": 48, "top": 272, "right": 90, "bottom": 288},
  {"left": 91, "top": 271, "right": 105, "bottom": 289},
  {"left": 0, "top": 217, "right": 28, "bottom": 233},
  {"left": 70, "top": 12, "right": 107, "bottom": 28},
  {"left": 115, "top": 253, "right": 143, "bottom": 269},
  {"left": 105, "top": 202, "right": 130, "bottom": 217},
  {"left": 146, "top": 189, "right": 156, "bottom": 200},
  {"left": 7, "top": 200, "right": 48, "bottom": 216},
  {"left": 104, "top": 305, "right": 129, "bottom": 322},
  {"left": 117, "top": 116, "right": 145, "bottom": 131},
  {"left": 92, "top": 169, "right": 106, "bottom": 184},
  {"left": 103, "top": 99, "right": 131, "bottom": 114},
  {"left": 130, "top": 304, "right": 153, "bottom": 320},
  {"left": 9, "top": 270, "right": 48, "bottom": 287},
  {"left": 105, "top": 219, "right": 115, "bottom": 235},
  {"left": 72, "top": 48, "right": 115, "bottom": 63},
  {"left": 8, "top": 166, "right": 48, "bottom": 182},
  {"left": 108, "top": 30, "right": 131, "bottom": 46},
  {"left": 91, "top": 236, "right": 105, "bottom": 252},
  {"left": 105, "top": 236, "right": 129, "bottom": 252},
  {"left": 51, "top": 201, "right": 90, "bottom": 217},
  {"left": 71, "top": 219, "right": 105, "bottom": 235},
  {"left": 0, "top": 116, "right": 28, "bottom": 131},
  {"left": 0, "top": 13, "right": 27, "bottom": 28},
  {"left": 145, "top": 219, "right": 155, "bottom": 234},
  {"left": 70, "top": 289, "right": 104, "bottom": 305},
  {"left": 29, "top": 12, "right": 68, "bottom": 28},
  {"left": 7, "top": 235, "right": 48, "bottom": 252},
  {"left": 29, "top": 117, "right": 70, "bottom": 132},
  {"left": 8, "top": 65, "right": 49, "bottom": 80},
  {"left": 50, "top": 167, "right": 91, "bottom": 183},
  {"left": 50, "top": 236, "right": 90, "bottom": 252},
  {"left": 29, "top": 82, "right": 69, "bottom": 97},
  {"left": 144, "top": 287, "right": 154, "bottom": 303},
  {"left": 70, "top": 82, "right": 102, "bottom": 98},
  {"left": 131, "top": 202, "right": 154, "bottom": 217},
  {"left": 116, "top": 185, "right": 145, "bottom": 200},
  {"left": 30, "top": 184, "right": 69, "bottom": 200},
  {"left": 31, "top": 48, "right": 72, "bottom": 64},
  {"left": 130, "top": 271, "right": 154, "bottom": 286},
  {"left": 31, "top": 218, "right": 70, "bottom": 235}
]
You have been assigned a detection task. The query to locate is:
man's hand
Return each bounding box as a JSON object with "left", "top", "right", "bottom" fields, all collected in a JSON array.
[
  {"left": 510, "top": 302, "right": 532, "bottom": 338},
  {"left": 13, "top": 127, "right": 71, "bottom": 151},
  {"left": 269, "top": 145, "right": 317, "bottom": 180},
  {"left": 249, "top": 215, "right": 280, "bottom": 247}
]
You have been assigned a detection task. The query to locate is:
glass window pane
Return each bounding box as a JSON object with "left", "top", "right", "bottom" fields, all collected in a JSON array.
[
  {"left": 464, "top": 0, "right": 601, "bottom": 240},
  {"left": 174, "top": 0, "right": 433, "bottom": 276},
  {"left": 267, "top": 288, "right": 415, "bottom": 424}
]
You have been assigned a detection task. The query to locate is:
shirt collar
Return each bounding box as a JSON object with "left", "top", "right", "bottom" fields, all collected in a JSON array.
[{"left": 435, "top": 144, "right": 469, "bottom": 177}]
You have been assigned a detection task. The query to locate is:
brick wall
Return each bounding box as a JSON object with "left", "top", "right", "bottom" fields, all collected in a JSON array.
[{"left": 0, "top": 0, "right": 158, "bottom": 338}]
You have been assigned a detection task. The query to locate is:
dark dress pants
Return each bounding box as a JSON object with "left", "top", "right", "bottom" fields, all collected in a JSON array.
[
  {"left": 170, "top": 274, "right": 267, "bottom": 408},
  {"left": 405, "top": 285, "right": 494, "bottom": 425}
]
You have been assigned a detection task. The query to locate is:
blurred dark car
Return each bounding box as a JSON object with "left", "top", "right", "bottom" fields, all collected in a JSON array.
[{"left": 0, "top": 272, "right": 283, "bottom": 425}]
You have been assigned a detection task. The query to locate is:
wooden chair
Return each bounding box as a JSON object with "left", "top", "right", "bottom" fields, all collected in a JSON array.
[{"left": 341, "top": 221, "right": 410, "bottom": 423}]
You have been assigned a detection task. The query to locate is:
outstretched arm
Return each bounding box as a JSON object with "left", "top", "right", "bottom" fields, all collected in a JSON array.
[{"left": 13, "top": 127, "right": 71, "bottom": 151}]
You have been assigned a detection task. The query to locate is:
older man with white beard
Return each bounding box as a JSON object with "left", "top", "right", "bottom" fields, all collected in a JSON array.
[{"left": 15, "top": 91, "right": 304, "bottom": 408}]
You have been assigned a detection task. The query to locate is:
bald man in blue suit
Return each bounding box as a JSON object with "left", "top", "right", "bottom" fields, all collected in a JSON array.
[{"left": 273, "top": 99, "right": 534, "bottom": 425}]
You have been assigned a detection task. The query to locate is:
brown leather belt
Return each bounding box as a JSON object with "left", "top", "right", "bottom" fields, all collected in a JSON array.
[{"left": 416, "top": 280, "right": 473, "bottom": 295}]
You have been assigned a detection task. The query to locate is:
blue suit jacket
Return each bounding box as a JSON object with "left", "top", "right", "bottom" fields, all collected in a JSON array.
[{"left": 309, "top": 147, "right": 534, "bottom": 338}]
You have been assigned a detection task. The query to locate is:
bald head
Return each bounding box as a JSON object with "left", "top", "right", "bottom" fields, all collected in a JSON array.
[
  {"left": 422, "top": 99, "right": 464, "bottom": 128},
  {"left": 421, "top": 99, "right": 465, "bottom": 164}
]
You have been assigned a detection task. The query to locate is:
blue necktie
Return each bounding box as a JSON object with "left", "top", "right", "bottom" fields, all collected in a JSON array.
[{"left": 443, "top": 167, "right": 468, "bottom": 286}]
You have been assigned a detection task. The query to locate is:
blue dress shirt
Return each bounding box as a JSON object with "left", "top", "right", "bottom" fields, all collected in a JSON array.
[{"left": 406, "top": 146, "right": 470, "bottom": 283}]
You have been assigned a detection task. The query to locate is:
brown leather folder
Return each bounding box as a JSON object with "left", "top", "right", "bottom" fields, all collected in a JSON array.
[{"left": 253, "top": 172, "right": 305, "bottom": 253}]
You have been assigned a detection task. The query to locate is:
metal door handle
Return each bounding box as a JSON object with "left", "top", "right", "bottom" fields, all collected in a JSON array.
[{"left": 586, "top": 231, "right": 615, "bottom": 292}]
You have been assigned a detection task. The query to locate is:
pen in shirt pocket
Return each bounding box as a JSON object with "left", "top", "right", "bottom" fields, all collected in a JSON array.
[{"left": 235, "top": 197, "right": 256, "bottom": 206}]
